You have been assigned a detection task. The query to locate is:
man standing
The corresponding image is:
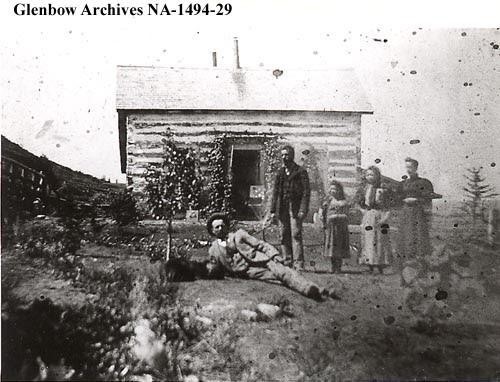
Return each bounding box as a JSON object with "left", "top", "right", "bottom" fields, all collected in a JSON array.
[
  {"left": 269, "top": 145, "right": 310, "bottom": 271},
  {"left": 397, "top": 157, "right": 436, "bottom": 270},
  {"left": 206, "top": 213, "right": 337, "bottom": 301}
]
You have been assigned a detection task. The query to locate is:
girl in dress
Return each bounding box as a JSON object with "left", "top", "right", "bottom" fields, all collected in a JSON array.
[
  {"left": 355, "top": 166, "right": 393, "bottom": 274},
  {"left": 322, "top": 181, "right": 350, "bottom": 273}
]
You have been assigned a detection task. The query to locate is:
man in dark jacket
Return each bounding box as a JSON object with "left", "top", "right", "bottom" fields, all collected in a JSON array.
[{"left": 269, "top": 145, "right": 310, "bottom": 271}]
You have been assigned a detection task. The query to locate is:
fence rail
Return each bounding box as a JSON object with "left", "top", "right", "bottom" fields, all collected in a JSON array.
[{"left": 2, "top": 155, "right": 50, "bottom": 196}]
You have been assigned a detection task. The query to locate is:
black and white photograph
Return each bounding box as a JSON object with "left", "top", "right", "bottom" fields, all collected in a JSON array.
[{"left": 1, "top": 1, "right": 500, "bottom": 380}]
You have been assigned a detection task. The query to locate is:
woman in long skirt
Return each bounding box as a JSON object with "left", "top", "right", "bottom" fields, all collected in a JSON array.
[
  {"left": 355, "top": 166, "right": 393, "bottom": 274},
  {"left": 322, "top": 181, "right": 350, "bottom": 273}
]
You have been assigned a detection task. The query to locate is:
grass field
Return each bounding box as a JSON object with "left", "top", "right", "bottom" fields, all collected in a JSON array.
[{"left": 2, "top": 210, "right": 500, "bottom": 381}]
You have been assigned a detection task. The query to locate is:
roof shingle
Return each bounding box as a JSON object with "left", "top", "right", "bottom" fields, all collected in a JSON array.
[{"left": 116, "top": 66, "right": 373, "bottom": 113}]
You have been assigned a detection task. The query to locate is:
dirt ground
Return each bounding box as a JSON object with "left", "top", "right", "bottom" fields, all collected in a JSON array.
[
  {"left": 175, "top": 234, "right": 500, "bottom": 381},
  {"left": 2, "top": 219, "right": 500, "bottom": 381}
]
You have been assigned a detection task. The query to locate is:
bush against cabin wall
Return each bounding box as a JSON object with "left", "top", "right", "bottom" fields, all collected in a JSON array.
[
  {"left": 144, "top": 139, "right": 203, "bottom": 221},
  {"left": 262, "top": 136, "right": 283, "bottom": 209},
  {"left": 205, "top": 135, "right": 233, "bottom": 217},
  {"left": 302, "top": 145, "right": 326, "bottom": 205},
  {"left": 109, "top": 189, "right": 139, "bottom": 226}
]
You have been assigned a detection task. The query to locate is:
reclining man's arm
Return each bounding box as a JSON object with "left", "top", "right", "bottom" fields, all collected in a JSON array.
[{"left": 237, "top": 230, "right": 281, "bottom": 260}]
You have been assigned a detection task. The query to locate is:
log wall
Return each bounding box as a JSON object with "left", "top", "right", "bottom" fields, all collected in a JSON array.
[{"left": 124, "top": 111, "right": 363, "bottom": 214}]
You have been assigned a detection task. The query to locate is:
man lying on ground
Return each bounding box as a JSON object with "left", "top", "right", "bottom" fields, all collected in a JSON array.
[
  {"left": 164, "top": 213, "right": 339, "bottom": 301},
  {"left": 210, "top": 213, "right": 339, "bottom": 300}
]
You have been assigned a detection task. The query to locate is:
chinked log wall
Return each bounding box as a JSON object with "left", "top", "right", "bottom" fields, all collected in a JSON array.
[{"left": 125, "top": 111, "right": 362, "bottom": 205}]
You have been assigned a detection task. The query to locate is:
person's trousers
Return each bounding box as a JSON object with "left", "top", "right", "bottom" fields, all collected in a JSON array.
[
  {"left": 278, "top": 204, "right": 304, "bottom": 266},
  {"left": 246, "top": 260, "right": 317, "bottom": 297}
]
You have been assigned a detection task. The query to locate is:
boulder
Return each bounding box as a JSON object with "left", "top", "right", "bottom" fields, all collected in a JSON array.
[
  {"left": 401, "top": 264, "right": 420, "bottom": 285},
  {"left": 130, "top": 375, "right": 153, "bottom": 382},
  {"left": 256, "top": 303, "right": 281, "bottom": 321},
  {"left": 240, "top": 309, "right": 258, "bottom": 321},
  {"left": 200, "top": 299, "right": 236, "bottom": 316},
  {"left": 194, "top": 315, "right": 213, "bottom": 327}
]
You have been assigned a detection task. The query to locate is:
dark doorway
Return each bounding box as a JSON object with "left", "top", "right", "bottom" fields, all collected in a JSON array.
[{"left": 231, "top": 149, "right": 261, "bottom": 220}]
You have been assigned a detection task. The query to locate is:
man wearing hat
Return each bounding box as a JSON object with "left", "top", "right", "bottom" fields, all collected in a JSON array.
[{"left": 205, "top": 212, "right": 337, "bottom": 301}]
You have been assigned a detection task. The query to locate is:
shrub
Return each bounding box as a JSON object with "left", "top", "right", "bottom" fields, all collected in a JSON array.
[
  {"left": 205, "top": 135, "right": 233, "bottom": 217},
  {"left": 145, "top": 140, "right": 203, "bottom": 221},
  {"left": 109, "top": 189, "right": 139, "bottom": 226},
  {"left": 6, "top": 216, "right": 213, "bottom": 381},
  {"left": 262, "top": 135, "right": 284, "bottom": 210},
  {"left": 144, "top": 138, "right": 203, "bottom": 260},
  {"left": 19, "top": 217, "right": 82, "bottom": 259},
  {"left": 1, "top": 252, "right": 198, "bottom": 381}
]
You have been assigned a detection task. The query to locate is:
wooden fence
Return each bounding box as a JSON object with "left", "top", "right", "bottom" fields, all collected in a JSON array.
[{"left": 2, "top": 155, "right": 50, "bottom": 197}]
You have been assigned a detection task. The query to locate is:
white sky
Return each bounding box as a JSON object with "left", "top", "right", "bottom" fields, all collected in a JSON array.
[{"left": 1, "top": 0, "right": 499, "bottom": 201}]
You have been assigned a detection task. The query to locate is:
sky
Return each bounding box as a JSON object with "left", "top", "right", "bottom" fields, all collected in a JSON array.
[{"left": 1, "top": 0, "right": 499, "bottom": 201}]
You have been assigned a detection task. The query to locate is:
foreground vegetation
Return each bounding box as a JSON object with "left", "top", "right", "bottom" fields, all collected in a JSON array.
[
  {"left": 2, "top": 207, "right": 500, "bottom": 381},
  {"left": 2, "top": 217, "right": 211, "bottom": 381}
]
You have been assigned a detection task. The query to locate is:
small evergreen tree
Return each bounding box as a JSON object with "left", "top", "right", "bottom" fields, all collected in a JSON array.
[
  {"left": 144, "top": 138, "right": 202, "bottom": 260},
  {"left": 462, "top": 167, "right": 498, "bottom": 225},
  {"left": 109, "top": 189, "right": 139, "bottom": 226}
]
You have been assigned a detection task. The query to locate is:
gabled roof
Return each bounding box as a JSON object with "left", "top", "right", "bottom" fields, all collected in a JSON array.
[{"left": 116, "top": 66, "right": 373, "bottom": 113}]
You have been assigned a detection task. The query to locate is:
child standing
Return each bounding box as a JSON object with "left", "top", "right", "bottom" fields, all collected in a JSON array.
[{"left": 322, "top": 181, "right": 350, "bottom": 273}]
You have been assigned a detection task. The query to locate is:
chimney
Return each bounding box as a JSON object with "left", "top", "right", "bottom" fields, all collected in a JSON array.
[
  {"left": 212, "top": 51, "right": 217, "bottom": 67},
  {"left": 233, "top": 37, "right": 241, "bottom": 69}
]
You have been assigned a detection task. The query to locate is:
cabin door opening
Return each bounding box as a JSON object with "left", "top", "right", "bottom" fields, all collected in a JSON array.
[{"left": 230, "top": 148, "right": 263, "bottom": 220}]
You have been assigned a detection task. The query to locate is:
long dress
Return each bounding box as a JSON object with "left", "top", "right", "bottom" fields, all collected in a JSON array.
[
  {"left": 355, "top": 184, "right": 393, "bottom": 266},
  {"left": 322, "top": 198, "right": 350, "bottom": 270},
  {"left": 397, "top": 175, "right": 434, "bottom": 264}
]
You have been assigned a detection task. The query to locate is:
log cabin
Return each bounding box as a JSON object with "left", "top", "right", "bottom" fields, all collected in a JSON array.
[{"left": 116, "top": 42, "right": 373, "bottom": 220}]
